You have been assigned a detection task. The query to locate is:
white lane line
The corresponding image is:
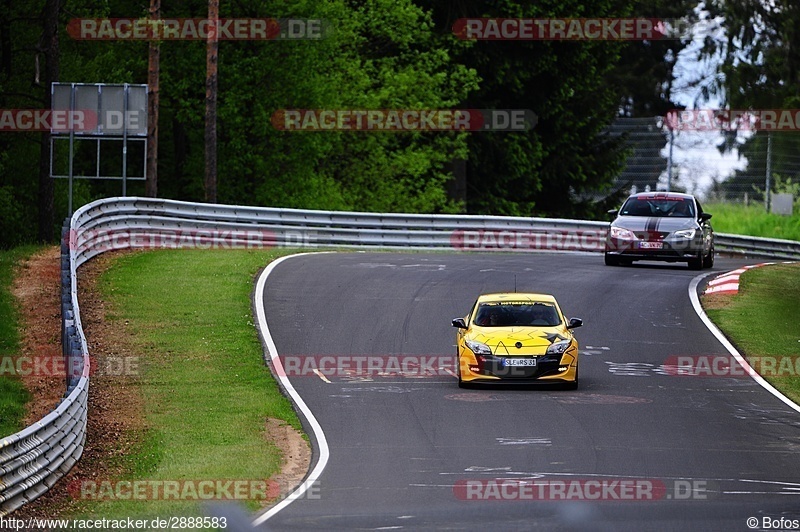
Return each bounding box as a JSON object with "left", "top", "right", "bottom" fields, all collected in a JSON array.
[
  {"left": 689, "top": 272, "right": 800, "bottom": 415},
  {"left": 252, "top": 253, "right": 332, "bottom": 527},
  {"left": 496, "top": 437, "right": 551, "bottom": 446}
]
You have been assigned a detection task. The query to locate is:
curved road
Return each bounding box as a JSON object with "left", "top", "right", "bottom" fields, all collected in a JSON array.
[{"left": 255, "top": 252, "right": 800, "bottom": 531}]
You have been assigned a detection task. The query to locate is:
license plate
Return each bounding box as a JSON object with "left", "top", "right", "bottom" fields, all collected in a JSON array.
[
  {"left": 502, "top": 358, "right": 537, "bottom": 367},
  {"left": 638, "top": 241, "right": 663, "bottom": 249}
]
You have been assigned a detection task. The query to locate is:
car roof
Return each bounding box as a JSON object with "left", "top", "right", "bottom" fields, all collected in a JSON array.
[
  {"left": 476, "top": 293, "right": 557, "bottom": 304},
  {"left": 627, "top": 192, "right": 695, "bottom": 201}
]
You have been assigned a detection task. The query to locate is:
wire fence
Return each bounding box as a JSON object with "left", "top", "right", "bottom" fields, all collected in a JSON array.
[{"left": 608, "top": 117, "right": 800, "bottom": 210}]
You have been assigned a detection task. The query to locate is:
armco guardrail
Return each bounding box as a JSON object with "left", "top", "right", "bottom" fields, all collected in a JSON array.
[
  {"left": 67, "top": 197, "right": 612, "bottom": 259},
  {"left": 715, "top": 233, "right": 800, "bottom": 261},
  {"left": 2, "top": 197, "right": 798, "bottom": 515},
  {"left": 0, "top": 222, "right": 89, "bottom": 516}
]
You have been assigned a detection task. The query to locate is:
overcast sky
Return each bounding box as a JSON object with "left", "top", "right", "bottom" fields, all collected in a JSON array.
[{"left": 658, "top": 3, "right": 750, "bottom": 198}]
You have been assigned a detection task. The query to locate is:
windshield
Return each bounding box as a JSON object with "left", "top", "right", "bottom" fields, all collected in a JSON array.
[
  {"left": 620, "top": 197, "right": 695, "bottom": 218},
  {"left": 473, "top": 302, "right": 561, "bottom": 327}
]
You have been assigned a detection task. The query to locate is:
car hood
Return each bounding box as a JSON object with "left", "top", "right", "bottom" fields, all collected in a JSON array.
[
  {"left": 612, "top": 216, "right": 697, "bottom": 233},
  {"left": 467, "top": 326, "right": 569, "bottom": 356}
]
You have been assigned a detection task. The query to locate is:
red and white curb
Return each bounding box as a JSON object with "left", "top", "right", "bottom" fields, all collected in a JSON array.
[{"left": 703, "top": 261, "right": 796, "bottom": 295}]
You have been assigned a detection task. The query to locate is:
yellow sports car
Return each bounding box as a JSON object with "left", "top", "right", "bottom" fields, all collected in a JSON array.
[{"left": 451, "top": 293, "right": 582, "bottom": 389}]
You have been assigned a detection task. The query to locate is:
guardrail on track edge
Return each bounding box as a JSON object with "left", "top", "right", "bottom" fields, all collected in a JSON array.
[{"left": 2, "top": 196, "right": 798, "bottom": 515}]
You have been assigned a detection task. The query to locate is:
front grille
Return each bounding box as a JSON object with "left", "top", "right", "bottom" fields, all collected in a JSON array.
[{"left": 634, "top": 231, "right": 670, "bottom": 240}]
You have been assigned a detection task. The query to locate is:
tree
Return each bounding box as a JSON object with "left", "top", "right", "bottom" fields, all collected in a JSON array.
[
  {"left": 146, "top": 0, "right": 160, "bottom": 198},
  {"left": 204, "top": 0, "right": 218, "bottom": 203},
  {"left": 697, "top": 0, "right": 800, "bottom": 200},
  {"left": 37, "top": 0, "right": 61, "bottom": 239},
  {"left": 0, "top": 0, "right": 712, "bottom": 247}
]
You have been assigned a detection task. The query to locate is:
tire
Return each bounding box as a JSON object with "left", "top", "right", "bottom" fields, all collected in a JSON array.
[
  {"left": 703, "top": 244, "right": 715, "bottom": 269},
  {"left": 604, "top": 253, "right": 620, "bottom": 266},
  {"left": 564, "top": 365, "right": 579, "bottom": 390},
  {"left": 456, "top": 353, "right": 466, "bottom": 388},
  {"left": 688, "top": 252, "right": 703, "bottom": 270}
]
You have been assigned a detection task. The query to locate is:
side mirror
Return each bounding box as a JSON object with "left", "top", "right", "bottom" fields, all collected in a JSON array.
[
  {"left": 567, "top": 317, "right": 583, "bottom": 329},
  {"left": 452, "top": 318, "right": 467, "bottom": 329},
  {"left": 607, "top": 208, "right": 618, "bottom": 218},
  {"left": 700, "top": 212, "right": 712, "bottom": 221}
]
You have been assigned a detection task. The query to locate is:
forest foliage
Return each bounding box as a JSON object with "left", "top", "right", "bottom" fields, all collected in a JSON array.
[{"left": 0, "top": 0, "right": 789, "bottom": 247}]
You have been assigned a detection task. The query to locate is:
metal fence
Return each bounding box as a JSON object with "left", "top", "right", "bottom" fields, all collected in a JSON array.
[
  {"left": 2, "top": 196, "right": 798, "bottom": 516},
  {"left": 609, "top": 117, "right": 800, "bottom": 206}
]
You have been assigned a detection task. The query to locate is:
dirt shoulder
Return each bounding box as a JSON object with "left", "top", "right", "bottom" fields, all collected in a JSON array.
[
  {"left": 11, "top": 246, "right": 66, "bottom": 426},
  {"left": 13, "top": 250, "right": 146, "bottom": 519}
]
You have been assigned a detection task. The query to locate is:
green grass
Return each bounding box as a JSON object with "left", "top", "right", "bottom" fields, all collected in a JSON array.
[
  {"left": 705, "top": 202, "right": 800, "bottom": 241},
  {"left": 705, "top": 263, "right": 800, "bottom": 403},
  {"left": 0, "top": 246, "right": 39, "bottom": 438},
  {"left": 69, "top": 248, "right": 303, "bottom": 521}
]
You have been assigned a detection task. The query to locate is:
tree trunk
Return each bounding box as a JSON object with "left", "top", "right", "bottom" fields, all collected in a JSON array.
[
  {"left": 204, "top": 0, "right": 218, "bottom": 203},
  {"left": 445, "top": 158, "right": 467, "bottom": 210},
  {"left": 37, "top": 0, "right": 60, "bottom": 240},
  {"left": 146, "top": 0, "right": 160, "bottom": 197}
]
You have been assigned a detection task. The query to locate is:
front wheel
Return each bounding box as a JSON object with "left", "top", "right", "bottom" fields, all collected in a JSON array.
[
  {"left": 456, "top": 354, "right": 466, "bottom": 388},
  {"left": 564, "top": 365, "right": 579, "bottom": 390},
  {"left": 688, "top": 252, "right": 703, "bottom": 270},
  {"left": 604, "top": 253, "right": 620, "bottom": 266},
  {"left": 703, "top": 245, "right": 715, "bottom": 269}
]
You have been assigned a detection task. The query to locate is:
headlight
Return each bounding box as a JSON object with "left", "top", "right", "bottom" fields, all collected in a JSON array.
[
  {"left": 465, "top": 340, "right": 492, "bottom": 356},
  {"left": 546, "top": 340, "right": 571, "bottom": 355},
  {"left": 673, "top": 228, "right": 696, "bottom": 239},
  {"left": 610, "top": 227, "right": 636, "bottom": 241}
]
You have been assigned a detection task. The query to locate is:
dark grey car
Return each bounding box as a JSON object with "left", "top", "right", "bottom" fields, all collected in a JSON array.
[{"left": 604, "top": 192, "right": 714, "bottom": 270}]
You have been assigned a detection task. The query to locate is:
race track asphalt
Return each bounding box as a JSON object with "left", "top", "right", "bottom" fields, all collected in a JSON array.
[{"left": 255, "top": 252, "right": 800, "bottom": 531}]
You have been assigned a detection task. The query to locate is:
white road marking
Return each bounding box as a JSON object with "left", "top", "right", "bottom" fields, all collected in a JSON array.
[
  {"left": 464, "top": 466, "right": 512, "bottom": 472},
  {"left": 252, "top": 252, "right": 333, "bottom": 526},
  {"left": 496, "top": 437, "right": 552, "bottom": 446},
  {"left": 313, "top": 368, "right": 331, "bottom": 383},
  {"left": 605, "top": 361, "right": 655, "bottom": 376}
]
